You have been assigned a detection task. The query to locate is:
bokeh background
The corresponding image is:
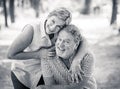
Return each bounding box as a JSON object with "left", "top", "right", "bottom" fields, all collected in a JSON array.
[{"left": 0, "top": 0, "right": 120, "bottom": 89}]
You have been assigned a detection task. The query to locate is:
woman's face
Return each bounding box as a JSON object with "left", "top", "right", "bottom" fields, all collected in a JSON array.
[
  {"left": 55, "top": 30, "right": 77, "bottom": 59},
  {"left": 46, "top": 16, "right": 65, "bottom": 34}
]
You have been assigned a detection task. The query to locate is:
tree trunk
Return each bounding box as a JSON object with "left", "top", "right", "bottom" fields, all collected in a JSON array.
[
  {"left": 3, "top": 0, "right": 8, "bottom": 27},
  {"left": 82, "top": 0, "right": 91, "bottom": 14},
  {"left": 9, "top": 0, "right": 15, "bottom": 23},
  {"left": 110, "top": 0, "right": 117, "bottom": 25},
  {"left": 33, "top": 0, "right": 40, "bottom": 18}
]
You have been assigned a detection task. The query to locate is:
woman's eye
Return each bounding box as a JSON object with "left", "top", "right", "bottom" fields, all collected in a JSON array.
[
  {"left": 58, "top": 25, "right": 63, "bottom": 29},
  {"left": 58, "top": 38, "right": 62, "bottom": 41},
  {"left": 56, "top": 26, "right": 60, "bottom": 30}
]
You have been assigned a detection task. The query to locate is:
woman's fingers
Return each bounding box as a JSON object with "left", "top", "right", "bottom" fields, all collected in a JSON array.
[
  {"left": 70, "top": 68, "right": 83, "bottom": 83},
  {"left": 48, "top": 52, "right": 56, "bottom": 57},
  {"left": 48, "top": 46, "right": 55, "bottom": 51},
  {"left": 46, "top": 46, "right": 56, "bottom": 57},
  {"left": 80, "top": 69, "right": 84, "bottom": 75},
  {"left": 74, "top": 74, "right": 79, "bottom": 83},
  {"left": 68, "top": 74, "right": 72, "bottom": 82},
  {"left": 78, "top": 72, "right": 83, "bottom": 81},
  {"left": 71, "top": 74, "right": 75, "bottom": 83}
]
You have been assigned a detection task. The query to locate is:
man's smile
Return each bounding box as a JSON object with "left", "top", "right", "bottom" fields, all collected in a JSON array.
[{"left": 57, "top": 46, "right": 65, "bottom": 52}]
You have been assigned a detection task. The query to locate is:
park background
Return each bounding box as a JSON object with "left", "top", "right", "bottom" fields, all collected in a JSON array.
[{"left": 0, "top": 0, "right": 120, "bottom": 89}]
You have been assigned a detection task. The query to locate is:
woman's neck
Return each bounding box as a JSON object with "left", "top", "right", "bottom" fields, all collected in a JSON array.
[
  {"left": 49, "top": 33, "right": 57, "bottom": 45},
  {"left": 49, "top": 34, "right": 54, "bottom": 40}
]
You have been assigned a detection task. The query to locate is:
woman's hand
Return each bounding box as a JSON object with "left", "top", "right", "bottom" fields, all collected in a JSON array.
[
  {"left": 69, "top": 60, "right": 84, "bottom": 83},
  {"left": 36, "top": 46, "right": 56, "bottom": 59}
]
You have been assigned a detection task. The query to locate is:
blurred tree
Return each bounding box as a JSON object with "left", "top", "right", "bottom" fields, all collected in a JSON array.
[
  {"left": 21, "top": 0, "right": 24, "bottom": 8},
  {"left": 30, "top": 0, "right": 40, "bottom": 18},
  {"left": 9, "top": 0, "right": 15, "bottom": 23},
  {"left": 3, "top": 0, "right": 8, "bottom": 27},
  {"left": 81, "top": 0, "right": 91, "bottom": 14},
  {"left": 110, "top": 0, "right": 118, "bottom": 25},
  {"left": 0, "top": 0, "right": 2, "bottom": 7}
]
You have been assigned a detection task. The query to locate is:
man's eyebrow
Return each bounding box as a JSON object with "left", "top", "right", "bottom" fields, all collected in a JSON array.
[{"left": 65, "top": 39, "right": 71, "bottom": 41}]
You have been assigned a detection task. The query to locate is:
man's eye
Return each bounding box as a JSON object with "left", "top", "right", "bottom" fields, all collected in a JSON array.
[
  {"left": 65, "top": 40, "right": 70, "bottom": 44},
  {"left": 52, "top": 20, "right": 55, "bottom": 24},
  {"left": 66, "top": 41, "right": 70, "bottom": 44}
]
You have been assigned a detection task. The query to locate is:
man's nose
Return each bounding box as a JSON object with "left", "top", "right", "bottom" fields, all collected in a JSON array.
[{"left": 59, "top": 41, "right": 65, "bottom": 48}]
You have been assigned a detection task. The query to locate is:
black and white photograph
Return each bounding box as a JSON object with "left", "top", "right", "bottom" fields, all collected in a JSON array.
[{"left": 0, "top": 0, "right": 120, "bottom": 89}]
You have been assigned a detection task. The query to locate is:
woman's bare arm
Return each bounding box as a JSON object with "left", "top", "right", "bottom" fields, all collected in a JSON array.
[{"left": 7, "top": 25, "right": 39, "bottom": 59}]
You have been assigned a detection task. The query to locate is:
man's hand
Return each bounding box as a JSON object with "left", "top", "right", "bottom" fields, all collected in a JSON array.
[{"left": 69, "top": 60, "right": 84, "bottom": 83}]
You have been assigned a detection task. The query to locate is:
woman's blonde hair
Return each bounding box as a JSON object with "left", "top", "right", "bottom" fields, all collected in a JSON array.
[{"left": 47, "top": 7, "right": 72, "bottom": 25}]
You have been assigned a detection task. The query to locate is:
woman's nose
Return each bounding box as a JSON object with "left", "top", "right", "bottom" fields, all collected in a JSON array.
[
  {"left": 50, "top": 21, "right": 55, "bottom": 26},
  {"left": 49, "top": 24, "right": 55, "bottom": 31}
]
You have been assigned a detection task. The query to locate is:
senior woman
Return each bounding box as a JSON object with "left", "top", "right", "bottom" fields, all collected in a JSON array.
[{"left": 38, "top": 25, "right": 97, "bottom": 89}]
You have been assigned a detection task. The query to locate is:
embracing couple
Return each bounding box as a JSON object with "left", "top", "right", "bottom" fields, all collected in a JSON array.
[{"left": 7, "top": 7, "right": 97, "bottom": 89}]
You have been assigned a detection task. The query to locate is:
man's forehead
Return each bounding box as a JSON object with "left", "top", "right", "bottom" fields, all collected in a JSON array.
[{"left": 59, "top": 30, "right": 73, "bottom": 39}]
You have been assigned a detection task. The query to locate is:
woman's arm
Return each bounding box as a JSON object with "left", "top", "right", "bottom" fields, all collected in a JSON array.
[
  {"left": 73, "top": 37, "right": 88, "bottom": 63},
  {"left": 69, "top": 38, "right": 88, "bottom": 82},
  {"left": 7, "top": 25, "right": 39, "bottom": 59},
  {"left": 81, "top": 53, "right": 94, "bottom": 76}
]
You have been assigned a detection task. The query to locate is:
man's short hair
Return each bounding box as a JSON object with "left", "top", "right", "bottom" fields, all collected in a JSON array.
[{"left": 62, "top": 24, "right": 82, "bottom": 44}]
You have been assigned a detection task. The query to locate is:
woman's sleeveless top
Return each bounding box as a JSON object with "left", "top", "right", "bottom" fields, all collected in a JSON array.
[{"left": 11, "top": 20, "right": 52, "bottom": 88}]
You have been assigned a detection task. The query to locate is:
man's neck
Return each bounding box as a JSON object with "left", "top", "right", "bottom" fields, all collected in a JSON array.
[{"left": 59, "top": 57, "right": 71, "bottom": 69}]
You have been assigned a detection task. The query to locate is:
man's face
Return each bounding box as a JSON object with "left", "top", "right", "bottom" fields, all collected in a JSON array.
[
  {"left": 55, "top": 30, "right": 77, "bottom": 59},
  {"left": 46, "top": 16, "right": 65, "bottom": 34}
]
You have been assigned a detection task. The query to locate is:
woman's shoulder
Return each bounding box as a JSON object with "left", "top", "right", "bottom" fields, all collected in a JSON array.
[{"left": 22, "top": 21, "right": 42, "bottom": 37}]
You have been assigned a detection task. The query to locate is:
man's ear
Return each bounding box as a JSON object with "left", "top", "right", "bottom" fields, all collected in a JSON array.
[
  {"left": 66, "top": 17, "right": 71, "bottom": 25},
  {"left": 74, "top": 42, "right": 79, "bottom": 50}
]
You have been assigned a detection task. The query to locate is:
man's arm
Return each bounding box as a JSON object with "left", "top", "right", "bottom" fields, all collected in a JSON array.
[
  {"left": 36, "top": 81, "right": 95, "bottom": 89},
  {"left": 36, "top": 83, "right": 82, "bottom": 89}
]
